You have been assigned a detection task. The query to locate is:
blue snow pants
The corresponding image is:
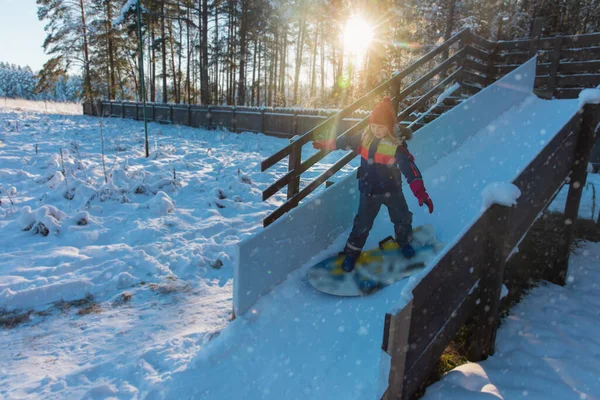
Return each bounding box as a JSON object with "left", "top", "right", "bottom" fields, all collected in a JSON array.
[{"left": 343, "top": 191, "right": 413, "bottom": 258}]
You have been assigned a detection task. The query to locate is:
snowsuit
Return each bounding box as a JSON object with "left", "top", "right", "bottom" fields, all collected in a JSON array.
[{"left": 335, "top": 132, "right": 424, "bottom": 258}]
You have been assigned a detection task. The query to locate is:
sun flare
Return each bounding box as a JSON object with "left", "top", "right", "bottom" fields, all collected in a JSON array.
[{"left": 343, "top": 16, "right": 373, "bottom": 57}]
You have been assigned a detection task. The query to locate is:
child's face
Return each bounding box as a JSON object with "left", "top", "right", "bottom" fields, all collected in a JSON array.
[{"left": 371, "top": 123, "right": 389, "bottom": 139}]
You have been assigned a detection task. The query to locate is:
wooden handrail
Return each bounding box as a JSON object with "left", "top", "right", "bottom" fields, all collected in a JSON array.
[
  {"left": 261, "top": 48, "right": 466, "bottom": 204},
  {"left": 260, "top": 28, "right": 471, "bottom": 173}
]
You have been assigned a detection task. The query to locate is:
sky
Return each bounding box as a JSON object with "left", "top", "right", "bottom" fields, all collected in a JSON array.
[{"left": 0, "top": 0, "right": 49, "bottom": 71}]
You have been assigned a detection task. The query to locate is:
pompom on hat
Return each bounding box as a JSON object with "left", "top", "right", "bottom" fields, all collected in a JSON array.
[{"left": 369, "top": 96, "right": 397, "bottom": 135}]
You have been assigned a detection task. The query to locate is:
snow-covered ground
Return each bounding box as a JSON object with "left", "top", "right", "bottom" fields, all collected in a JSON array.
[
  {"left": 0, "top": 102, "right": 356, "bottom": 398},
  {"left": 0, "top": 98, "right": 82, "bottom": 116},
  {"left": 2, "top": 96, "right": 599, "bottom": 399},
  {"left": 423, "top": 240, "right": 600, "bottom": 400}
]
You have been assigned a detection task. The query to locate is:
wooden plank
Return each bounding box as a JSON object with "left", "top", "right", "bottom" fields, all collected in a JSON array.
[
  {"left": 468, "top": 205, "right": 511, "bottom": 361},
  {"left": 498, "top": 39, "right": 530, "bottom": 51},
  {"left": 287, "top": 146, "right": 302, "bottom": 199},
  {"left": 559, "top": 60, "right": 600, "bottom": 74},
  {"left": 496, "top": 51, "right": 530, "bottom": 65},
  {"left": 468, "top": 31, "right": 495, "bottom": 50},
  {"left": 529, "top": 18, "right": 544, "bottom": 57},
  {"left": 554, "top": 88, "right": 583, "bottom": 99},
  {"left": 557, "top": 74, "right": 600, "bottom": 87},
  {"left": 466, "top": 45, "right": 490, "bottom": 62},
  {"left": 561, "top": 46, "right": 600, "bottom": 60},
  {"left": 402, "top": 281, "right": 480, "bottom": 399},
  {"left": 562, "top": 32, "right": 600, "bottom": 47},
  {"left": 506, "top": 114, "right": 580, "bottom": 248},
  {"left": 460, "top": 82, "right": 481, "bottom": 96},
  {"left": 382, "top": 301, "right": 413, "bottom": 400},
  {"left": 463, "top": 57, "right": 488, "bottom": 75},
  {"left": 463, "top": 70, "right": 487, "bottom": 86},
  {"left": 405, "top": 214, "right": 489, "bottom": 369},
  {"left": 547, "top": 37, "right": 564, "bottom": 97},
  {"left": 535, "top": 75, "right": 549, "bottom": 88}
]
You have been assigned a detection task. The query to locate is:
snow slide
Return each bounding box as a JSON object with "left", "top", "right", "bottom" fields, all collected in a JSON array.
[{"left": 143, "top": 58, "right": 584, "bottom": 398}]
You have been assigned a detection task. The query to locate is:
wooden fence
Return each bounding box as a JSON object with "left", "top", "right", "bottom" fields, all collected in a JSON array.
[
  {"left": 381, "top": 104, "right": 600, "bottom": 399},
  {"left": 82, "top": 101, "right": 369, "bottom": 140}
]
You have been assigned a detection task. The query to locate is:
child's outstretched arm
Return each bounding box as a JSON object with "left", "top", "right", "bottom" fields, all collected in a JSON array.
[
  {"left": 395, "top": 145, "right": 434, "bottom": 214},
  {"left": 312, "top": 132, "right": 362, "bottom": 153}
]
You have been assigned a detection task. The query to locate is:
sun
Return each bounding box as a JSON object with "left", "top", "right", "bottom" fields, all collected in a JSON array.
[{"left": 343, "top": 16, "right": 374, "bottom": 57}]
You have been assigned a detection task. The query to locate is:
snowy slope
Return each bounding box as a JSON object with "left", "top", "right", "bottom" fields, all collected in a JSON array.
[
  {"left": 147, "top": 96, "right": 582, "bottom": 399},
  {"left": 422, "top": 241, "right": 600, "bottom": 400}
]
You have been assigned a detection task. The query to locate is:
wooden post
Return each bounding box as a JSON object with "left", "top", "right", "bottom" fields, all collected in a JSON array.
[
  {"left": 121, "top": 101, "right": 125, "bottom": 118},
  {"left": 260, "top": 108, "right": 266, "bottom": 134},
  {"left": 232, "top": 106, "right": 237, "bottom": 132},
  {"left": 468, "top": 204, "right": 512, "bottom": 361},
  {"left": 292, "top": 110, "right": 299, "bottom": 137},
  {"left": 558, "top": 104, "right": 600, "bottom": 284},
  {"left": 169, "top": 104, "right": 174, "bottom": 123},
  {"left": 287, "top": 144, "right": 301, "bottom": 199},
  {"left": 546, "top": 36, "right": 563, "bottom": 100},
  {"left": 152, "top": 104, "right": 156, "bottom": 121},
  {"left": 528, "top": 18, "right": 543, "bottom": 58},
  {"left": 188, "top": 105, "right": 192, "bottom": 126},
  {"left": 456, "top": 36, "right": 468, "bottom": 86},
  {"left": 485, "top": 43, "right": 499, "bottom": 87},
  {"left": 382, "top": 300, "right": 413, "bottom": 400},
  {"left": 207, "top": 106, "right": 213, "bottom": 129}
]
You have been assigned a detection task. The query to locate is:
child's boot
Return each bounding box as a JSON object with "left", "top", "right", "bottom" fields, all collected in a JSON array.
[
  {"left": 400, "top": 243, "right": 416, "bottom": 259},
  {"left": 342, "top": 254, "right": 358, "bottom": 272}
]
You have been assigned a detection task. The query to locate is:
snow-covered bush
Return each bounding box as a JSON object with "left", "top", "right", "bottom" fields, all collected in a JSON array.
[
  {"left": 18, "top": 205, "right": 67, "bottom": 236},
  {"left": 142, "top": 191, "right": 175, "bottom": 216}
]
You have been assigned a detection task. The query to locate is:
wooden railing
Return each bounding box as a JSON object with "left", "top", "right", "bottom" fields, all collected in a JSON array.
[
  {"left": 490, "top": 32, "right": 600, "bottom": 99},
  {"left": 382, "top": 104, "right": 600, "bottom": 399},
  {"left": 260, "top": 28, "right": 483, "bottom": 227}
]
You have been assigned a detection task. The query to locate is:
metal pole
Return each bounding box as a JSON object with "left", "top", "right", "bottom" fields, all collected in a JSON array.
[{"left": 137, "top": 0, "right": 149, "bottom": 158}]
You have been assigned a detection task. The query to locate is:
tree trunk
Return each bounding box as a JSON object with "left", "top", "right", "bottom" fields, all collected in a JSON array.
[
  {"left": 161, "top": 3, "right": 168, "bottom": 103},
  {"left": 78, "top": 0, "right": 92, "bottom": 99},
  {"left": 442, "top": 0, "right": 457, "bottom": 61},
  {"left": 320, "top": 22, "right": 325, "bottom": 101},
  {"left": 252, "top": 36, "right": 257, "bottom": 105},
  {"left": 151, "top": 20, "right": 156, "bottom": 102},
  {"left": 238, "top": 0, "right": 248, "bottom": 105},
  {"left": 202, "top": 0, "right": 210, "bottom": 104},
  {"left": 177, "top": 10, "right": 183, "bottom": 103},
  {"left": 214, "top": 3, "right": 220, "bottom": 102},
  {"left": 257, "top": 40, "right": 262, "bottom": 106},
  {"left": 186, "top": 8, "right": 191, "bottom": 104},
  {"left": 168, "top": 18, "right": 178, "bottom": 103},
  {"left": 280, "top": 28, "right": 287, "bottom": 106},
  {"left": 310, "top": 21, "right": 318, "bottom": 98},
  {"left": 106, "top": 0, "right": 116, "bottom": 100},
  {"left": 293, "top": 12, "right": 306, "bottom": 105}
]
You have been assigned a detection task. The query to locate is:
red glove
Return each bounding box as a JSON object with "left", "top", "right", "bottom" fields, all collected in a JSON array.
[
  {"left": 410, "top": 179, "right": 434, "bottom": 214},
  {"left": 312, "top": 139, "right": 336, "bottom": 151}
]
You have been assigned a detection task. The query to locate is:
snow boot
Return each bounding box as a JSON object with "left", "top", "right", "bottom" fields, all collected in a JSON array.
[
  {"left": 342, "top": 254, "right": 358, "bottom": 272},
  {"left": 400, "top": 243, "right": 416, "bottom": 259}
]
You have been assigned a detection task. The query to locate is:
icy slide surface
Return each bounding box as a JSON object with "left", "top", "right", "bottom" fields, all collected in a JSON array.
[{"left": 152, "top": 96, "right": 582, "bottom": 399}]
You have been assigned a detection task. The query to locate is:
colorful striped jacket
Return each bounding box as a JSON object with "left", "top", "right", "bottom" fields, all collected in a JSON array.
[{"left": 335, "top": 132, "right": 423, "bottom": 195}]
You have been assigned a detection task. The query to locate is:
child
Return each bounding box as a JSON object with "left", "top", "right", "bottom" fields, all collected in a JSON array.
[{"left": 312, "top": 97, "right": 434, "bottom": 272}]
